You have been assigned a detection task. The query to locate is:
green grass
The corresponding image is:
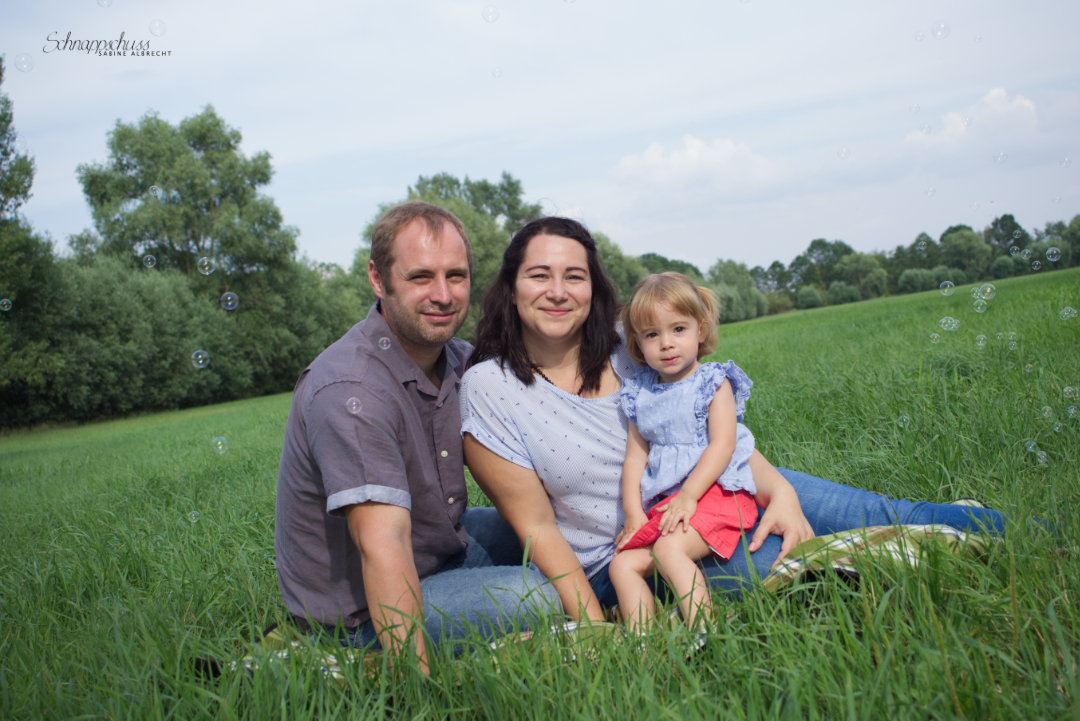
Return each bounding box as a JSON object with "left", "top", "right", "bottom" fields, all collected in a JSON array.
[{"left": 2, "top": 270, "right": 1079, "bottom": 720}]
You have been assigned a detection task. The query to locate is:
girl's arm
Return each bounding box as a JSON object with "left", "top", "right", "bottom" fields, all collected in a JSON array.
[
  {"left": 614, "top": 421, "right": 650, "bottom": 551},
  {"left": 655, "top": 379, "right": 738, "bottom": 535},
  {"left": 463, "top": 433, "right": 607, "bottom": 623}
]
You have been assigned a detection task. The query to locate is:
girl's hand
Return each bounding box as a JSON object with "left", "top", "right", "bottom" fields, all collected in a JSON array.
[
  {"left": 655, "top": 494, "right": 697, "bottom": 536},
  {"left": 614, "top": 513, "right": 649, "bottom": 551}
]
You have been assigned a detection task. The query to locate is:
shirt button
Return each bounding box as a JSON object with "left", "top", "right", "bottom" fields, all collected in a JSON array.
[
  {"left": 447, "top": 497, "right": 455, "bottom": 504},
  {"left": 440, "top": 450, "right": 448, "bottom": 457},
  {"left": 437, "top": 402, "right": 443, "bottom": 408}
]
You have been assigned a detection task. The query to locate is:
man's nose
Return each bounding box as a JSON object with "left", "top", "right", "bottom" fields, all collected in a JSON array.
[{"left": 429, "top": 275, "right": 453, "bottom": 305}]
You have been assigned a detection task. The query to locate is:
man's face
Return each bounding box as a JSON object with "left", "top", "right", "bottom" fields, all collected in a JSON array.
[{"left": 368, "top": 218, "right": 471, "bottom": 351}]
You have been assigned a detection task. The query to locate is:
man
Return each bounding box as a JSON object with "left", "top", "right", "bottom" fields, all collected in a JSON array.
[{"left": 275, "top": 201, "right": 556, "bottom": 669}]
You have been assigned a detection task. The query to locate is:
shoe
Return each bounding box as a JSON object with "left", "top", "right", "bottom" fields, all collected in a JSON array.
[{"left": 950, "top": 498, "right": 989, "bottom": 509}]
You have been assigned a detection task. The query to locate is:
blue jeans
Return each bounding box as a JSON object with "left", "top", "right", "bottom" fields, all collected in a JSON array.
[
  {"left": 589, "top": 467, "right": 1006, "bottom": 605},
  {"left": 319, "top": 507, "right": 558, "bottom": 650}
]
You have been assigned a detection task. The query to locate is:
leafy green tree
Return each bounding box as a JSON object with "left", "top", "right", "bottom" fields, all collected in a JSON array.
[
  {"left": 788, "top": 239, "right": 853, "bottom": 289},
  {"left": 827, "top": 281, "right": 861, "bottom": 305},
  {"left": 0, "top": 59, "right": 35, "bottom": 218},
  {"left": 983, "top": 214, "right": 1030, "bottom": 254},
  {"left": 897, "top": 269, "right": 937, "bottom": 294},
  {"left": 638, "top": 253, "right": 706, "bottom": 284},
  {"left": 749, "top": 261, "right": 791, "bottom": 294},
  {"left": 796, "top": 286, "right": 822, "bottom": 309},
  {"left": 706, "top": 259, "right": 768, "bottom": 320},
  {"left": 594, "top": 232, "right": 646, "bottom": 303},
  {"left": 835, "top": 252, "right": 888, "bottom": 299},
  {"left": 940, "top": 228, "right": 992, "bottom": 277},
  {"left": 988, "top": 256, "right": 1015, "bottom": 279}
]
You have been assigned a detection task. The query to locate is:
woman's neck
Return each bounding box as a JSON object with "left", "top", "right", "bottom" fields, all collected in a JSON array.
[{"left": 522, "top": 331, "right": 581, "bottom": 372}]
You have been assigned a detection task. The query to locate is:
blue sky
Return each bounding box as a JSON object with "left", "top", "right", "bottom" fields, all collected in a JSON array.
[{"left": 1, "top": 0, "right": 1078, "bottom": 273}]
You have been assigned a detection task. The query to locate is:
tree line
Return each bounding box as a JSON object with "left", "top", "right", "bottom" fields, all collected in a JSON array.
[{"left": 1, "top": 61, "right": 1076, "bottom": 427}]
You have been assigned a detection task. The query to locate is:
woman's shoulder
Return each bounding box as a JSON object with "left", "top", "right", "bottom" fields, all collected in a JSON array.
[{"left": 461, "top": 358, "right": 523, "bottom": 392}]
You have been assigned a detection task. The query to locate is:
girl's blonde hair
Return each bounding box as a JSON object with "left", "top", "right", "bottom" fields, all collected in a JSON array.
[{"left": 621, "top": 272, "right": 720, "bottom": 366}]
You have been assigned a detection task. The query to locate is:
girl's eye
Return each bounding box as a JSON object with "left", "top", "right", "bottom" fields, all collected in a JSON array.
[{"left": 674, "top": 326, "right": 685, "bottom": 333}]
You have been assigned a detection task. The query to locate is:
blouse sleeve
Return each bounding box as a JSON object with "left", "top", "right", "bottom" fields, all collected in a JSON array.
[
  {"left": 619, "top": 368, "right": 652, "bottom": 426},
  {"left": 695, "top": 361, "right": 753, "bottom": 424},
  {"left": 459, "top": 363, "right": 535, "bottom": 470}
]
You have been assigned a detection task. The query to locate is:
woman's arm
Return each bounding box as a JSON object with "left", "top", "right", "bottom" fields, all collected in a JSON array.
[
  {"left": 463, "top": 433, "right": 607, "bottom": 623},
  {"left": 615, "top": 422, "right": 650, "bottom": 550},
  {"left": 746, "top": 450, "right": 815, "bottom": 566}
]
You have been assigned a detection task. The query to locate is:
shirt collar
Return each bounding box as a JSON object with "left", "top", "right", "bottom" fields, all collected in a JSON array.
[{"left": 362, "top": 302, "right": 461, "bottom": 400}]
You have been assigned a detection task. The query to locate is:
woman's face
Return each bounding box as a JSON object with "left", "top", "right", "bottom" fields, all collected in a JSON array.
[{"left": 513, "top": 234, "right": 593, "bottom": 349}]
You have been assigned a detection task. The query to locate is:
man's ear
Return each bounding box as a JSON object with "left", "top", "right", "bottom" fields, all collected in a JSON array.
[{"left": 368, "top": 259, "right": 386, "bottom": 300}]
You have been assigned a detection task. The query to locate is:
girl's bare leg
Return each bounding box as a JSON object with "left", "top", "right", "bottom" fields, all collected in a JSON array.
[
  {"left": 608, "top": 548, "right": 658, "bottom": 631},
  {"left": 651, "top": 529, "right": 713, "bottom": 629}
]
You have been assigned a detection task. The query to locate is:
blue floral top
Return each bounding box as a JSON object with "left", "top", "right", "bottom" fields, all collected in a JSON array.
[{"left": 620, "top": 361, "right": 756, "bottom": 509}]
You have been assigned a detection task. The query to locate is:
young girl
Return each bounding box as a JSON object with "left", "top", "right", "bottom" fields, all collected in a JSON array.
[{"left": 609, "top": 272, "right": 759, "bottom": 631}]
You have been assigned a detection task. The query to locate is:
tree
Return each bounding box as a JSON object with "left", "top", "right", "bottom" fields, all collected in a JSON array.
[
  {"left": 940, "top": 228, "right": 992, "bottom": 277},
  {"left": 638, "top": 253, "right": 706, "bottom": 284},
  {"left": 749, "top": 261, "right": 791, "bottom": 294},
  {"left": 594, "top": 232, "right": 646, "bottom": 303},
  {"left": 0, "top": 59, "right": 35, "bottom": 218},
  {"left": 827, "top": 281, "right": 861, "bottom": 305},
  {"left": 796, "top": 286, "right": 822, "bottom": 309},
  {"left": 983, "top": 214, "right": 1030, "bottom": 254},
  {"left": 835, "top": 252, "right": 887, "bottom": 299},
  {"left": 788, "top": 239, "right": 854, "bottom": 289}
]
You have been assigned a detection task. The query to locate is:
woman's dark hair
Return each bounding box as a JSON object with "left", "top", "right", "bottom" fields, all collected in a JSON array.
[{"left": 468, "top": 217, "right": 621, "bottom": 394}]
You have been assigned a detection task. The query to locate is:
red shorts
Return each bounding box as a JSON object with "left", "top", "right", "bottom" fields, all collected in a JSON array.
[{"left": 622, "top": 484, "right": 758, "bottom": 560}]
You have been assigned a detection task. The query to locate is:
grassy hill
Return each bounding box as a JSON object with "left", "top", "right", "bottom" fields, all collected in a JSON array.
[{"left": 2, "top": 270, "right": 1078, "bottom": 719}]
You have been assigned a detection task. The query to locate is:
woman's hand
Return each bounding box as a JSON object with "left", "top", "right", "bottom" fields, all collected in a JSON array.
[
  {"left": 614, "top": 512, "right": 649, "bottom": 551},
  {"left": 655, "top": 493, "right": 698, "bottom": 536},
  {"left": 748, "top": 483, "right": 814, "bottom": 568}
]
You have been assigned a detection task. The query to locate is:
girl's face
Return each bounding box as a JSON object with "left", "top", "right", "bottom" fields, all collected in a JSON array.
[
  {"left": 513, "top": 234, "right": 593, "bottom": 350},
  {"left": 635, "top": 303, "right": 702, "bottom": 383}
]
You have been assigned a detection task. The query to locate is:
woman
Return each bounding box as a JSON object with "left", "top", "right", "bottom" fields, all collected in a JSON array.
[{"left": 460, "top": 217, "right": 1003, "bottom": 623}]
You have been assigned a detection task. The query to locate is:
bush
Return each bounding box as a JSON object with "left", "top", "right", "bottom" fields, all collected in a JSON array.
[
  {"left": 932, "top": 265, "right": 969, "bottom": 286},
  {"left": 765, "top": 291, "right": 794, "bottom": 315},
  {"left": 989, "top": 255, "right": 1015, "bottom": 279},
  {"left": 897, "top": 268, "right": 937, "bottom": 294},
  {"left": 827, "top": 281, "right": 862, "bottom": 305},
  {"left": 796, "top": 286, "right": 822, "bottom": 309},
  {"left": 861, "top": 268, "right": 889, "bottom": 299}
]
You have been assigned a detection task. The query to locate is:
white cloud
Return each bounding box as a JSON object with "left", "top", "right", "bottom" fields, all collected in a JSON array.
[{"left": 903, "top": 88, "right": 1038, "bottom": 150}]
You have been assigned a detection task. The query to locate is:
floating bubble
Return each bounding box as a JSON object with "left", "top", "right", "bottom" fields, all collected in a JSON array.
[
  {"left": 896, "top": 415, "right": 910, "bottom": 428},
  {"left": 1025, "top": 364, "right": 1034, "bottom": 374},
  {"left": 378, "top": 337, "right": 391, "bottom": 350},
  {"left": 1042, "top": 406, "right": 1053, "bottom": 418},
  {"left": 1062, "top": 157, "right": 1073, "bottom": 169},
  {"left": 212, "top": 436, "right": 228, "bottom": 454},
  {"left": 939, "top": 281, "right": 954, "bottom": 296},
  {"left": 992, "top": 151, "right": 1008, "bottom": 164},
  {"left": 914, "top": 31, "right": 925, "bottom": 41},
  {"left": 1012, "top": 230, "right": 1021, "bottom": 239},
  {"left": 1031, "top": 260, "right": 1042, "bottom": 271},
  {"left": 149, "top": 20, "right": 166, "bottom": 36},
  {"left": 930, "top": 333, "right": 940, "bottom": 344},
  {"left": 97, "top": 0, "right": 113, "bottom": 6},
  {"left": 1066, "top": 387, "right": 1077, "bottom": 399},
  {"left": 1069, "top": 406, "right": 1079, "bottom": 418},
  {"left": 909, "top": 103, "right": 920, "bottom": 114},
  {"left": 995, "top": 332, "right": 1003, "bottom": 340},
  {"left": 1020, "top": 249, "right": 1031, "bottom": 260},
  {"left": 1062, "top": 307, "right": 1078, "bottom": 320},
  {"left": 972, "top": 35, "right": 981, "bottom": 43},
  {"left": 197, "top": 257, "right": 215, "bottom": 275},
  {"left": 220, "top": 292, "right": 238, "bottom": 310},
  {"left": 968, "top": 286, "right": 980, "bottom": 299},
  {"left": 1009, "top": 246, "right": 1019, "bottom": 256},
  {"left": 917, "top": 240, "right": 927, "bottom": 251},
  {"left": 925, "top": 188, "right": 936, "bottom": 197},
  {"left": 979, "top": 283, "right": 996, "bottom": 300},
  {"left": 837, "top": 147, "right": 850, "bottom": 160},
  {"left": 1025, "top": 441, "right": 1037, "bottom": 452},
  {"left": 920, "top": 124, "right": 931, "bottom": 134},
  {"left": 346, "top": 397, "right": 362, "bottom": 415},
  {"left": 143, "top": 255, "right": 156, "bottom": 268},
  {"left": 482, "top": 5, "right": 499, "bottom": 21},
  {"left": 1053, "top": 196, "right": 1062, "bottom": 204},
  {"left": 188, "top": 511, "right": 200, "bottom": 523},
  {"left": 1037, "top": 451, "right": 1048, "bottom": 465},
  {"left": 149, "top": 185, "right": 159, "bottom": 197},
  {"left": 1046, "top": 247, "right": 1061, "bottom": 262},
  {"left": 492, "top": 67, "right": 502, "bottom": 78},
  {"left": 975, "top": 334, "right": 987, "bottom": 348},
  {"left": 962, "top": 117, "right": 972, "bottom": 127},
  {"left": 14, "top": 54, "right": 34, "bottom": 72},
  {"left": 1055, "top": 422, "right": 1064, "bottom": 433},
  {"left": 0, "top": 299, "right": 11, "bottom": 312},
  {"left": 931, "top": 22, "right": 950, "bottom": 39},
  {"left": 938, "top": 316, "right": 959, "bottom": 331},
  {"left": 191, "top": 350, "right": 209, "bottom": 369},
  {"left": 974, "top": 299, "right": 987, "bottom": 313},
  {"left": 1009, "top": 341, "right": 1018, "bottom": 351},
  {"left": 1008, "top": 331, "right": 1017, "bottom": 341}
]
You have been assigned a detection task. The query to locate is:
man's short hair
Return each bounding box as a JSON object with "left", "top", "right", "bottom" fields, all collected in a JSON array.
[{"left": 369, "top": 201, "right": 472, "bottom": 291}]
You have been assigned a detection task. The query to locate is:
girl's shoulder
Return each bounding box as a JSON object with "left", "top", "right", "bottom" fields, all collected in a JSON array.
[{"left": 695, "top": 361, "right": 753, "bottom": 420}]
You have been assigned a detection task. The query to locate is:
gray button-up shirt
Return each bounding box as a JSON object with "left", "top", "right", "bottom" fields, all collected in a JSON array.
[{"left": 275, "top": 303, "right": 470, "bottom": 628}]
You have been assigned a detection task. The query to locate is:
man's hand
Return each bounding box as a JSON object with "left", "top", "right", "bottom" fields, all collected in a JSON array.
[
  {"left": 344, "top": 501, "right": 429, "bottom": 672},
  {"left": 747, "top": 487, "right": 814, "bottom": 568}
]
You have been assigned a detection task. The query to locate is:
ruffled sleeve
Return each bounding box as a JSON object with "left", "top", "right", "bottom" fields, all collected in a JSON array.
[
  {"left": 694, "top": 361, "right": 753, "bottom": 425},
  {"left": 619, "top": 367, "right": 653, "bottom": 426}
]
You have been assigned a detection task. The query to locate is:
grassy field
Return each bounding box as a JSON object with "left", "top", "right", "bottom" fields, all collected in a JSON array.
[{"left": 2, "top": 269, "right": 1078, "bottom": 720}]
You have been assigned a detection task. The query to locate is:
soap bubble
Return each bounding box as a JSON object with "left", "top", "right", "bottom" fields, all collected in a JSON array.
[
  {"left": 920, "top": 124, "right": 931, "bottom": 134},
  {"left": 1042, "top": 406, "right": 1053, "bottom": 418},
  {"left": 837, "top": 147, "right": 850, "bottom": 160},
  {"left": 482, "top": 5, "right": 499, "bottom": 21},
  {"left": 1008, "top": 332, "right": 1017, "bottom": 341},
  {"left": 1066, "top": 387, "right": 1077, "bottom": 399},
  {"left": 909, "top": 103, "right": 920, "bottom": 113},
  {"left": 1037, "top": 451, "right": 1048, "bottom": 465},
  {"left": 97, "top": 0, "right": 112, "bottom": 6},
  {"left": 969, "top": 286, "right": 980, "bottom": 299},
  {"left": 917, "top": 240, "right": 927, "bottom": 251},
  {"left": 1062, "top": 307, "right": 1078, "bottom": 320},
  {"left": 346, "top": 397, "right": 362, "bottom": 415},
  {"left": 143, "top": 255, "right": 156, "bottom": 268},
  {"left": 939, "top": 281, "right": 954, "bottom": 295},
  {"left": 1053, "top": 196, "right": 1062, "bottom": 204},
  {"left": 973, "top": 299, "right": 987, "bottom": 313},
  {"left": 931, "top": 22, "right": 949, "bottom": 39},
  {"left": 1062, "top": 157, "right": 1073, "bottom": 169},
  {"left": 896, "top": 415, "right": 910, "bottom": 428},
  {"left": 149, "top": 20, "right": 166, "bottom": 36},
  {"left": 1025, "top": 441, "right": 1037, "bottom": 452},
  {"left": 197, "top": 257, "right": 215, "bottom": 275},
  {"left": 1031, "top": 261, "right": 1042, "bottom": 271},
  {"left": 1009, "top": 246, "right": 1019, "bottom": 256},
  {"left": 962, "top": 117, "right": 971, "bottom": 127},
  {"left": 1020, "top": 249, "right": 1031, "bottom": 260},
  {"left": 930, "top": 333, "right": 940, "bottom": 344},
  {"left": 220, "top": 292, "right": 238, "bottom": 310},
  {"left": 149, "top": 185, "right": 159, "bottom": 197},
  {"left": 1025, "top": 364, "right": 1034, "bottom": 374},
  {"left": 14, "top": 54, "right": 34, "bottom": 72},
  {"left": 939, "top": 316, "right": 959, "bottom": 331},
  {"left": 925, "top": 188, "right": 936, "bottom": 197},
  {"left": 1055, "top": 422, "right": 1064, "bottom": 433},
  {"left": 1046, "top": 247, "right": 1061, "bottom": 262},
  {"left": 1069, "top": 406, "right": 1078, "bottom": 418},
  {"left": 191, "top": 350, "right": 209, "bottom": 369},
  {"left": 188, "top": 511, "right": 200, "bottom": 523},
  {"left": 995, "top": 332, "right": 1003, "bottom": 340},
  {"left": 492, "top": 67, "right": 502, "bottom": 78},
  {"left": 992, "top": 151, "right": 1008, "bottom": 164},
  {"left": 979, "top": 283, "right": 996, "bottom": 300},
  {"left": 972, "top": 35, "right": 981, "bottom": 43},
  {"left": 1009, "top": 341, "right": 1018, "bottom": 351},
  {"left": 975, "top": 334, "right": 987, "bottom": 348},
  {"left": 378, "top": 337, "right": 391, "bottom": 350},
  {"left": 212, "top": 436, "right": 228, "bottom": 454},
  {"left": 914, "top": 31, "right": 925, "bottom": 41},
  {"left": 0, "top": 299, "right": 11, "bottom": 312},
  {"left": 1012, "top": 230, "right": 1021, "bottom": 239}
]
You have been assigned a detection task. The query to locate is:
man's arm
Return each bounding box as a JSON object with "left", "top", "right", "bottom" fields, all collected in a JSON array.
[{"left": 344, "top": 501, "right": 428, "bottom": 672}]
